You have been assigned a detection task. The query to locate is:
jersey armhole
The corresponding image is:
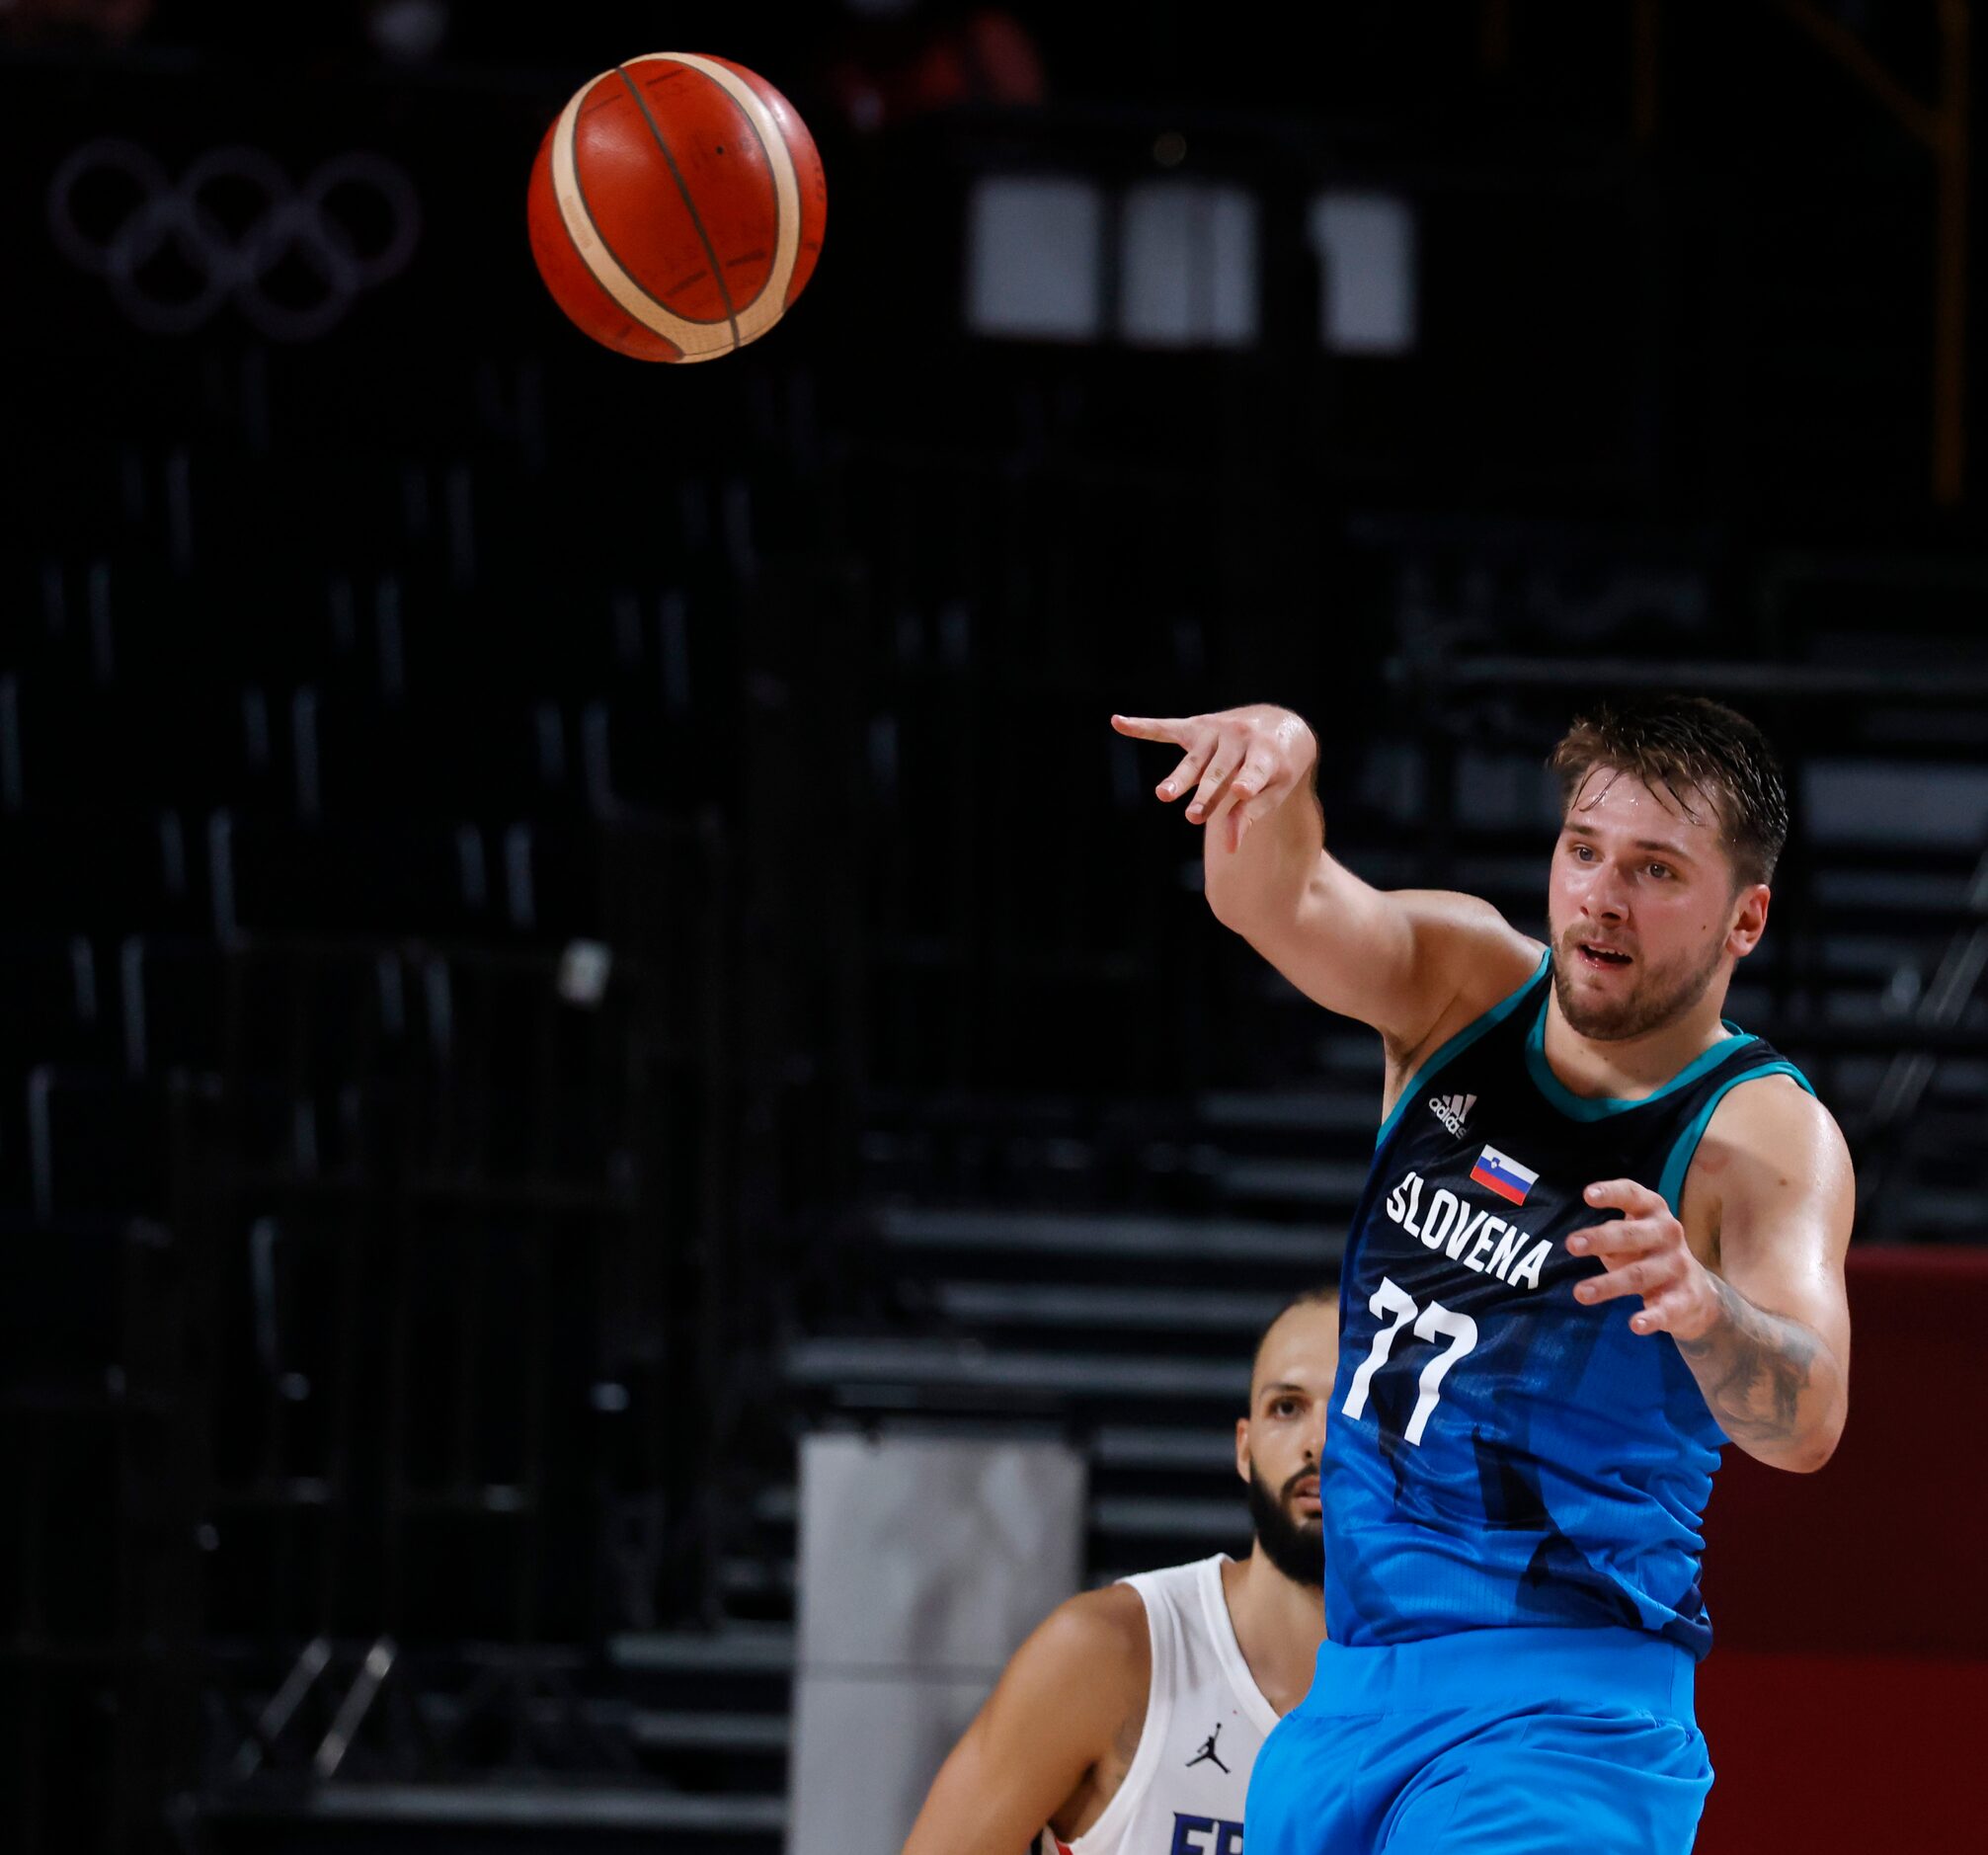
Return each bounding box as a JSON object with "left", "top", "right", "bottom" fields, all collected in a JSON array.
[
  {"left": 1374, "top": 947, "right": 1550, "bottom": 1154},
  {"left": 1196, "top": 1556, "right": 1281, "bottom": 1736},
  {"left": 1057, "top": 1576, "right": 1174, "bottom": 1855},
  {"left": 1655, "top": 1060, "right": 1815, "bottom": 1216}
]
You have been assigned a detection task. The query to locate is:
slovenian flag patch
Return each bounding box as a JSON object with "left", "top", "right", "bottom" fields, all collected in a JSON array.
[{"left": 1470, "top": 1144, "right": 1539, "bottom": 1206}]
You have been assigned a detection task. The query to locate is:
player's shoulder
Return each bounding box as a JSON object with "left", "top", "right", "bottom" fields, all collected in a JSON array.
[
  {"left": 1707, "top": 1064, "right": 1846, "bottom": 1156},
  {"left": 1408, "top": 892, "right": 1540, "bottom": 984},
  {"left": 1694, "top": 1066, "right": 1854, "bottom": 1219},
  {"left": 1030, "top": 1582, "right": 1152, "bottom": 1676},
  {"left": 1392, "top": 897, "right": 1544, "bottom": 1059},
  {"left": 1393, "top": 886, "right": 1531, "bottom": 946},
  {"left": 994, "top": 1583, "right": 1152, "bottom": 1733}
]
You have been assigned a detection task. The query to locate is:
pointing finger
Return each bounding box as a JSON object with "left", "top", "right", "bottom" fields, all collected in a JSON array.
[{"left": 1112, "top": 714, "right": 1190, "bottom": 745}]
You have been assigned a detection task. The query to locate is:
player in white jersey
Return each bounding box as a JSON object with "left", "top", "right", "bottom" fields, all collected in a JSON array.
[{"left": 902, "top": 1291, "right": 1338, "bottom": 1855}]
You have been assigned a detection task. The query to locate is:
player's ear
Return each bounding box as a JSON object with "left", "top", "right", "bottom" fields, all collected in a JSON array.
[
  {"left": 1234, "top": 1416, "right": 1251, "bottom": 1486},
  {"left": 1727, "top": 880, "right": 1770, "bottom": 958}
]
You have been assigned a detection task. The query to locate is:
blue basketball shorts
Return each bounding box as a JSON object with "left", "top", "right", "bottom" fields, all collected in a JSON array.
[{"left": 1245, "top": 1627, "right": 1712, "bottom": 1855}]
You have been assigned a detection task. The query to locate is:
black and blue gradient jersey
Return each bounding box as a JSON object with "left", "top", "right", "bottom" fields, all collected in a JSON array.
[{"left": 1322, "top": 949, "right": 1812, "bottom": 1662}]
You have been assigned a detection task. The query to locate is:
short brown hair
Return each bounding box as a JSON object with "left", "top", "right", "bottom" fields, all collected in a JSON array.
[{"left": 1549, "top": 695, "right": 1789, "bottom": 887}]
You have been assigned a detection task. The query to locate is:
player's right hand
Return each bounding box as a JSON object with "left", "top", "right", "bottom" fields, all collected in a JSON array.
[{"left": 1110, "top": 705, "right": 1317, "bottom": 849}]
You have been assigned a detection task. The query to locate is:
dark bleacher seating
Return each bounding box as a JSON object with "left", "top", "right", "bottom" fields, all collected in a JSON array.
[
  {"left": 117, "top": 935, "right": 225, "bottom": 1078},
  {"left": 578, "top": 694, "right": 701, "bottom": 818},
  {"left": 0, "top": 935, "right": 117, "bottom": 1073},
  {"left": 82, "top": 555, "right": 338, "bottom": 695},
  {"left": 494, "top": 821, "right": 611, "bottom": 944},
  {"left": 25, "top": 1068, "right": 171, "bottom": 1222},
  {"left": 0, "top": 811, "right": 203, "bottom": 937},
  {"left": 291, "top": 684, "right": 568, "bottom": 823},
  {"left": 0, "top": 1211, "right": 174, "bottom": 1396},
  {"left": 212, "top": 812, "right": 500, "bottom": 942},
  {"left": 2, "top": 669, "right": 279, "bottom": 817},
  {"left": 404, "top": 954, "right": 637, "bottom": 1189}
]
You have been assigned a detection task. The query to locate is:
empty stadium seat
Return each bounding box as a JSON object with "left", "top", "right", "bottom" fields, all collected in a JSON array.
[
  {"left": 0, "top": 935, "right": 118, "bottom": 1073},
  {"left": 289, "top": 684, "right": 568, "bottom": 822},
  {"left": 0, "top": 810, "right": 203, "bottom": 937},
  {"left": 23, "top": 1067, "right": 171, "bottom": 1222},
  {"left": 210, "top": 811, "right": 502, "bottom": 942},
  {"left": 0, "top": 1210, "right": 175, "bottom": 1394},
  {"left": 578, "top": 694, "right": 708, "bottom": 817},
  {"left": 1, "top": 667, "right": 279, "bottom": 816},
  {"left": 116, "top": 935, "right": 225, "bottom": 1078}
]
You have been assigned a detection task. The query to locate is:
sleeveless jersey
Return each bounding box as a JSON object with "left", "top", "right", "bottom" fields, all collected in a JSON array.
[
  {"left": 1036, "top": 1556, "right": 1278, "bottom": 1855},
  {"left": 1323, "top": 950, "right": 1812, "bottom": 1662}
]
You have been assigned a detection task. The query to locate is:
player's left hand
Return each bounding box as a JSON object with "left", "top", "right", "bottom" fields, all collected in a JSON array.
[{"left": 1565, "top": 1178, "right": 1718, "bottom": 1340}]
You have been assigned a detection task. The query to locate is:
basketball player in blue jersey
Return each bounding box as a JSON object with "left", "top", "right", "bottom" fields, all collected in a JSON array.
[
  {"left": 1111, "top": 696, "right": 1852, "bottom": 1853},
  {"left": 902, "top": 1293, "right": 1336, "bottom": 1855}
]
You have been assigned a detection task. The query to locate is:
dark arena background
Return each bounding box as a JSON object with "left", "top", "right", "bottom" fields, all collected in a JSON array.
[{"left": 3, "top": 3, "right": 1986, "bottom": 1851}]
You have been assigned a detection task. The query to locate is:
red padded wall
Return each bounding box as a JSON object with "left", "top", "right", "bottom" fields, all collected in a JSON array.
[
  {"left": 1694, "top": 1250, "right": 1988, "bottom": 1849},
  {"left": 1698, "top": 1653, "right": 1988, "bottom": 1850}
]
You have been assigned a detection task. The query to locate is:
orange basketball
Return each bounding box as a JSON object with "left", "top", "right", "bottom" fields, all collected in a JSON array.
[{"left": 527, "top": 53, "right": 827, "bottom": 363}]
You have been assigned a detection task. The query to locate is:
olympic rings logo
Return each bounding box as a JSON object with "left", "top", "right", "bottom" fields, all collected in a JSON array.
[{"left": 48, "top": 140, "right": 422, "bottom": 341}]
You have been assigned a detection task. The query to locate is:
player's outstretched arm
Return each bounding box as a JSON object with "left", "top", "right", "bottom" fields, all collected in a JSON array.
[
  {"left": 902, "top": 1585, "right": 1149, "bottom": 1855},
  {"left": 1112, "top": 705, "right": 1538, "bottom": 1056}
]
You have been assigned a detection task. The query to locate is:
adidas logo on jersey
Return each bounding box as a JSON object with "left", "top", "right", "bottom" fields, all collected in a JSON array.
[{"left": 1429, "top": 1092, "right": 1476, "bottom": 1137}]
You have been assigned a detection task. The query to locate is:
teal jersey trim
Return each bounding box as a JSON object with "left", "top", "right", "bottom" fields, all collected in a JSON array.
[
  {"left": 1374, "top": 949, "right": 1551, "bottom": 1155},
  {"left": 1656, "top": 1060, "right": 1816, "bottom": 1215},
  {"left": 1524, "top": 988, "right": 1756, "bottom": 1121}
]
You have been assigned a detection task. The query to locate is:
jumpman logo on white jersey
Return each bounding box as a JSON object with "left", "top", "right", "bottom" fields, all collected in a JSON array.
[{"left": 1185, "top": 1723, "right": 1231, "bottom": 1774}]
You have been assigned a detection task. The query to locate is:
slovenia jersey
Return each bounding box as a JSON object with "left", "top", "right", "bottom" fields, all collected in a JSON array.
[{"left": 1323, "top": 949, "right": 1811, "bottom": 1661}]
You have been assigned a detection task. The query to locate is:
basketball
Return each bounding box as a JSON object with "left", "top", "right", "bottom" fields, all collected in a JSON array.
[{"left": 527, "top": 52, "right": 827, "bottom": 363}]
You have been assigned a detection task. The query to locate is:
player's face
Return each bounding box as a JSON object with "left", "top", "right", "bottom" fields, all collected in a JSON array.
[
  {"left": 1236, "top": 1301, "right": 1339, "bottom": 1586},
  {"left": 1547, "top": 768, "right": 1769, "bottom": 1043}
]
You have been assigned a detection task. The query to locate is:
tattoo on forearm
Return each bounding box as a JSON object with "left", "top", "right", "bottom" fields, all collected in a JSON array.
[{"left": 1675, "top": 1275, "right": 1822, "bottom": 1448}]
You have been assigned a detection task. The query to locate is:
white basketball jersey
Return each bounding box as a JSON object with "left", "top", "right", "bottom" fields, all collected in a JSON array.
[{"left": 1037, "top": 1556, "right": 1278, "bottom": 1855}]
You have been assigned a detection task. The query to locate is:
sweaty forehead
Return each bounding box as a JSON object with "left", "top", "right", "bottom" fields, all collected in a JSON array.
[{"left": 1566, "top": 765, "right": 1722, "bottom": 837}]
